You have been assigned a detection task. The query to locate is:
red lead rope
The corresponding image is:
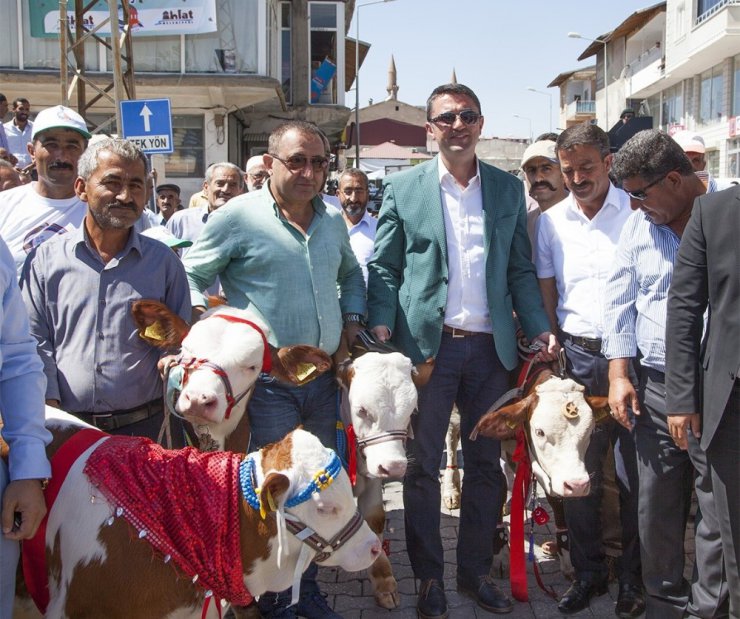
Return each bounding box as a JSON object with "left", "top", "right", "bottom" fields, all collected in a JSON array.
[{"left": 509, "top": 428, "right": 532, "bottom": 602}]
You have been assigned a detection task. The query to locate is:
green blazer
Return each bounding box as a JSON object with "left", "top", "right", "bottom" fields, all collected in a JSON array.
[{"left": 367, "top": 156, "right": 549, "bottom": 370}]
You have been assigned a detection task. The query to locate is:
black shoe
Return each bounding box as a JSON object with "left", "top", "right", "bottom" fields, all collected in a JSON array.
[
  {"left": 557, "top": 579, "right": 608, "bottom": 615},
  {"left": 417, "top": 579, "right": 448, "bottom": 619},
  {"left": 615, "top": 583, "right": 645, "bottom": 618},
  {"left": 456, "top": 574, "right": 513, "bottom": 614}
]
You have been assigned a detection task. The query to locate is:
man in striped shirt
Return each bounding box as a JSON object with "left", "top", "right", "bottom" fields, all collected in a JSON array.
[{"left": 603, "top": 129, "right": 728, "bottom": 619}]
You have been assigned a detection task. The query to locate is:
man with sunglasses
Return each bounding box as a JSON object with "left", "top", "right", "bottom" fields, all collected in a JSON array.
[
  {"left": 183, "top": 120, "right": 364, "bottom": 619},
  {"left": 367, "top": 83, "right": 557, "bottom": 619},
  {"left": 534, "top": 123, "right": 642, "bottom": 617},
  {"left": 603, "top": 130, "right": 728, "bottom": 618}
]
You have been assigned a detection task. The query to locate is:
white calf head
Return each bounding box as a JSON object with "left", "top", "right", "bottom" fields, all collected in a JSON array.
[
  {"left": 472, "top": 373, "right": 607, "bottom": 498},
  {"left": 243, "top": 429, "right": 380, "bottom": 594},
  {"left": 343, "top": 352, "right": 418, "bottom": 478},
  {"left": 173, "top": 308, "right": 268, "bottom": 437},
  {"left": 527, "top": 377, "right": 596, "bottom": 497}
]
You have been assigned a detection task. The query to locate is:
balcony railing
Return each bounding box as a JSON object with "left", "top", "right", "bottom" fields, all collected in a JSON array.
[
  {"left": 566, "top": 99, "right": 596, "bottom": 118},
  {"left": 696, "top": 0, "right": 740, "bottom": 25}
]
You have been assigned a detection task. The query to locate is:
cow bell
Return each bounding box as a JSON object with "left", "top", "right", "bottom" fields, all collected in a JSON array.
[{"left": 563, "top": 400, "right": 579, "bottom": 419}]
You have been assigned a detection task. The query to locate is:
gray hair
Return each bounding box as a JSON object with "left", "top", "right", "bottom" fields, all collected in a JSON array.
[
  {"left": 556, "top": 123, "right": 611, "bottom": 159},
  {"left": 0, "top": 159, "right": 16, "bottom": 171},
  {"left": 338, "top": 167, "right": 369, "bottom": 188},
  {"left": 204, "top": 162, "right": 245, "bottom": 188},
  {"left": 612, "top": 129, "right": 693, "bottom": 184},
  {"left": 77, "top": 137, "right": 148, "bottom": 180}
]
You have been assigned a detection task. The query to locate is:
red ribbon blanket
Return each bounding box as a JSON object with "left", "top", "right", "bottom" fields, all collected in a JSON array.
[{"left": 84, "top": 436, "right": 252, "bottom": 606}]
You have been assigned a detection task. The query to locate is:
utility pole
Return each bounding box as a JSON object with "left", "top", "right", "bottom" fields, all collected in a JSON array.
[{"left": 59, "top": 0, "right": 136, "bottom": 135}]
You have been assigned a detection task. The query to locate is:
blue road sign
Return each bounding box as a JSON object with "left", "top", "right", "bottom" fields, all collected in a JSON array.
[{"left": 119, "top": 98, "right": 174, "bottom": 154}]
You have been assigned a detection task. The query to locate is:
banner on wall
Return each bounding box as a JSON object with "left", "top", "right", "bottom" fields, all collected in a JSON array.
[
  {"left": 311, "top": 58, "right": 336, "bottom": 104},
  {"left": 29, "top": 0, "right": 218, "bottom": 38}
]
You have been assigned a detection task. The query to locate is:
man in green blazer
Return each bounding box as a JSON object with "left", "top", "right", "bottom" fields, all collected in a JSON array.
[{"left": 367, "top": 83, "right": 556, "bottom": 619}]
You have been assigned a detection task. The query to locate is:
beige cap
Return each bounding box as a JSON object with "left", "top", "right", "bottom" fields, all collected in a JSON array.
[
  {"left": 32, "top": 105, "right": 91, "bottom": 140},
  {"left": 673, "top": 131, "right": 705, "bottom": 154},
  {"left": 521, "top": 140, "right": 557, "bottom": 168}
]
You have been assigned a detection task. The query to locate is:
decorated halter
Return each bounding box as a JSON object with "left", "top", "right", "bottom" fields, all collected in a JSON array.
[
  {"left": 164, "top": 314, "right": 271, "bottom": 420},
  {"left": 239, "top": 450, "right": 365, "bottom": 563}
]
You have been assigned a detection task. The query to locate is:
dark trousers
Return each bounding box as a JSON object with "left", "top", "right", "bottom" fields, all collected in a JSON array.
[
  {"left": 636, "top": 368, "right": 728, "bottom": 619},
  {"left": 706, "top": 386, "right": 739, "bottom": 617},
  {"left": 562, "top": 339, "right": 641, "bottom": 586},
  {"left": 404, "top": 331, "right": 508, "bottom": 582}
]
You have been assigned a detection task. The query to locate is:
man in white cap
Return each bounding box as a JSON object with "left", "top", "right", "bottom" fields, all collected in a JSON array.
[
  {"left": 520, "top": 139, "right": 567, "bottom": 248},
  {"left": 245, "top": 155, "right": 269, "bottom": 191},
  {"left": 0, "top": 105, "right": 90, "bottom": 276},
  {"left": 672, "top": 130, "right": 718, "bottom": 193}
]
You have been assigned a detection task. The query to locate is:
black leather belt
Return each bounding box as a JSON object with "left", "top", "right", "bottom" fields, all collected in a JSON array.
[
  {"left": 76, "top": 398, "right": 163, "bottom": 432},
  {"left": 563, "top": 332, "right": 603, "bottom": 353},
  {"left": 442, "top": 325, "right": 490, "bottom": 338}
]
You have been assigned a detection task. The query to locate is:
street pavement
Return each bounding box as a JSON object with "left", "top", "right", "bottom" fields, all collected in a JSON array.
[{"left": 318, "top": 478, "right": 697, "bottom": 619}]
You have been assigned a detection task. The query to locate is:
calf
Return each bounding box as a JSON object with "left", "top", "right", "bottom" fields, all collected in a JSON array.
[
  {"left": 132, "top": 301, "right": 332, "bottom": 452},
  {"left": 336, "top": 341, "right": 424, "bottom": 609},
  {"left": 472, "top": 369, "right": 607, "bottom": 498},
  {"left": 15, "top": 415, "right": 380, "bottom": 619}
]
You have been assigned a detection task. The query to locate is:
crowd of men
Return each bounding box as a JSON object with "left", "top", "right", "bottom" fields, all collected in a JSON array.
[{"left": 0, "top": 88, "right": 737, "bottom": 619}]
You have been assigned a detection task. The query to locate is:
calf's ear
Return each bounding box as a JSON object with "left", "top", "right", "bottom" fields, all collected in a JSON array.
[
  {"left": 132, "top": 300, "right": 190, "bottom": 348},
  {"left": 258, "top": 472, "right": 291, "bottom": 518},
  {"left": 411, "top": 359, "right": 435, "bottom": 388},
  {"left": 270, "top": 345, "right": 333, "bottom": 386},
  {"left": 470, "top": 394, "right": 535, "bottom": 441},
  {"left": 334, "top": 358, "right": 355, "bottom": 390},
  {"left": 585, "top": 396, "right": 611, "bottom": 424}
]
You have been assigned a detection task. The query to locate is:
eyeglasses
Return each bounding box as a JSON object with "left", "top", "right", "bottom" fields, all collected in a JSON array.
[
  {"left": 269, "top": 154, "right": 329, "bottom": 172},
  {"left": 248, "top": 171, "right": 269, "bottom": 179},
  {"left": 626, "top": 170, "right": 675, "bottom": 200},
  {"left": 428, "top": 110, "right": 481, "bottom": 127}
]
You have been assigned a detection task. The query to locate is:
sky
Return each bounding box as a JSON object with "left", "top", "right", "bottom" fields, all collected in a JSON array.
[{"left": 349, "top": 0, "right": 653, "bottom": 140}]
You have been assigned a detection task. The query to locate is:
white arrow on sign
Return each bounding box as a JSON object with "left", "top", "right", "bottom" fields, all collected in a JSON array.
[{"left": 140, "top": 104, "right": 153, "bottom": 132}]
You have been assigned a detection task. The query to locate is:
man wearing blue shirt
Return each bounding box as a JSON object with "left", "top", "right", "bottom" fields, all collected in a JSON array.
[
  {"left": 184, "top": 120, "right": 364, "bottom": 619},
  {"left": 0, "top": 235, "right": 51, "bottom": 619},
  {"left": 603, "top": 130, "right": 728, "bottom": 618}
]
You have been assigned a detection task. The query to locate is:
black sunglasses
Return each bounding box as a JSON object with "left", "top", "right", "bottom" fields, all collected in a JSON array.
[
  {"left": 270, "top": 154, "right": 329, "bottom": 172},
  {"left": 626, "top": 170, "right": 676, "bottom": 200},
  {"left": 428, "top": 110, "right": 481, "bottom": 127}
]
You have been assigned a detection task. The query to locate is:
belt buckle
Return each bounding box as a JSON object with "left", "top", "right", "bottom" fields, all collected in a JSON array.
[
  {"left": 450, "top": 327, "right": 465, "bottom": 338},
  {"left": 91, "top": 414, "right": 115, "bottom": 431}
]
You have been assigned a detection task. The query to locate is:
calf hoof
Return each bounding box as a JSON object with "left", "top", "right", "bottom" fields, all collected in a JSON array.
[
  {"left": 489, "top": 526, "right": 510, "bottom": 579},
  {"left": 373, "top": 578, "right": 400, "bottom": 609},
  {"left": 442, "top": 469, "right": 461, "bottom": 510},
  {"left": 556, "top": 530, "right": 575, "bottom": 581}
]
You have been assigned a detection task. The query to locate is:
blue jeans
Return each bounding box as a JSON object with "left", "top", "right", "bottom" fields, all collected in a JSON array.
[
  {"left": 404, "top": 331, "right": 508, "bottom": 582},
  {"left": 562, "top": 340, "right": 641, "bottom": 586},
  {"left": 0, "top": 461, "right": 18, "bottom": 619},
  {"left": 247, "top": 371, "right": 338, "bottom": 452},
  {"left": 247, "top": 370, "right": 339, "bottom": 612}
]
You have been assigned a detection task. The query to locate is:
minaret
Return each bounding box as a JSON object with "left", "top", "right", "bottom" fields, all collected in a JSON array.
[
  {"left": 386, "top": 55, "right": 399, "bottom": 101},
  {"left": 450, "top": 68, "right": 458, "bottom": 84}
]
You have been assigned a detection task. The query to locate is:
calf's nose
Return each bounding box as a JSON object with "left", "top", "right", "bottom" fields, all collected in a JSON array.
[
  {"left": 376, "top": 459, "right": 407, "bottom": 479},
  {"left": 562, "top": 478, "right": 591, "bottom": 497}
]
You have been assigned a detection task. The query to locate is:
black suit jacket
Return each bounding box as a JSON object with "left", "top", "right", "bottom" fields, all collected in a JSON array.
[{"left": 666, "top": 185, "right": 740, "bottom": 450}]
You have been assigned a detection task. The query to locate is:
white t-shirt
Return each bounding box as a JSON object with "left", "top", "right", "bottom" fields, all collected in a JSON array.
[{"left": 0, "top": 182, "right": 86, "bottom": 277}]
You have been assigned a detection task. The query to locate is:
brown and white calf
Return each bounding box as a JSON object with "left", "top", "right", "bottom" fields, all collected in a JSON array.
[
  {"left": 335, "top": 346, "right": 425, "bottom": 609},
  {"left": 15, "top": 417, "right": 380, "bottom": 619},
  {"left": 472, "top": 369, "right": 607, "bottom": 498}
]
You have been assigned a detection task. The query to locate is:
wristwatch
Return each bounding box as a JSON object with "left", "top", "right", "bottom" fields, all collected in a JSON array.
[{"left": 343, "top": 313, "right": 367, "bottom": 327}]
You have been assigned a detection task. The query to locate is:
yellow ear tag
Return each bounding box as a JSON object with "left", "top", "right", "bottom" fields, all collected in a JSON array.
[
  {"left": 295, "top": 362, "right": 317, "bottom": 382},
  {"left": 258, "top": 487, "right": 278, "bottom": 519},
  {"left": 141, "top": 321, "right": 167, "bottom": 342}
]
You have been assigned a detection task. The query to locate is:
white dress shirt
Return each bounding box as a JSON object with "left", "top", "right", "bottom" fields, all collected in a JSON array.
[
  {"left": 438, "top": 157, "right": 492, "bottom": 334},
  {"left": 535, "top": 183, "right": 632, "bottom": 338},
  {"left": 346, "top": 210, "right": 377, "bottom": 285}
]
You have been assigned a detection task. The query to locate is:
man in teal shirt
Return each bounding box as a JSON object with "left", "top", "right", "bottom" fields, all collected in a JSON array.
[{"left": 183, "top": 120, "right": 364, "bottom": 619}]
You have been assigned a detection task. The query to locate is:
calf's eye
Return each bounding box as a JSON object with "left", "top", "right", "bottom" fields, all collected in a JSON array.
[{"left": 534, "top": 428, "right": 545, "bottom": 438}]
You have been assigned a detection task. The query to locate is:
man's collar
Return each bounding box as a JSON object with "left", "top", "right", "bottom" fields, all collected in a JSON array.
[
  {"left": 436, "top": 155, "right": 481, "bottom": 187},
  {"left": 75, "top": 216, "right": 141, "bottom": 256}
]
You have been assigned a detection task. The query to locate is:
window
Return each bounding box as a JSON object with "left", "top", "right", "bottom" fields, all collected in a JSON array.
[
  {"left": 309, "top": 2, "right": 339, "bottom": 105},
  {"left": 733, "top": 54, "right": 740, "bottom": 117},
  {"left": 164, "top": 116, "right": 205, "bottom": 178},
  {"left": 279, "top": 1, "right": 292, "bottom": 104},
  {"left": 661, "top": 83, "right": 684, "bottom": 130},
  {"left": 699, "top": 64, "right": 725, "bottom": 125}
]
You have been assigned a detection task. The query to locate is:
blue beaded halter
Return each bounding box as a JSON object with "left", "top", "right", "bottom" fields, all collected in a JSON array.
[{"left": 239, "top": 449, "right": 343, "bottom": 516}]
